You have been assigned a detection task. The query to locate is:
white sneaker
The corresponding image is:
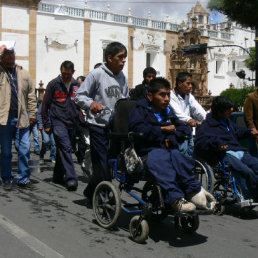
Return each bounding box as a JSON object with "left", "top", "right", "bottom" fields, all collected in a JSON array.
[
  {"left": 188, "top": 187, "right": 216, "bottom": 210},
  {"left": 171, "top": 198, "right": 196, "bottom": 212}
]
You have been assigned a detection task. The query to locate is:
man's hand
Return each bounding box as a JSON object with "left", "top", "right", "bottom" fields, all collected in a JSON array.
[
  {"left": 219, "top": 144, "right": 228, "bottom": 151},
  {"left": 164, "top": 138, "right": 172, "bottom": 149},
  {"left": 250, "top": 128, "right": 258, "bottom": 139},
  {"left": 161, "top": 125, "right": 176, "bottom": 133},
  {"left": 39, "top": 127, "right": 43, "bottom": 131},
  {"left": 187, "top": 119, "right": 197, "bottom": 127},
  {"left": 90, "top": 102, "right": 103, "bottom": 114},
  {"left": 29, "top": 118, "right": 36, "bottom": 126},
  {"left": 44, "top": 128, "right": 51, "bottom": 134}
]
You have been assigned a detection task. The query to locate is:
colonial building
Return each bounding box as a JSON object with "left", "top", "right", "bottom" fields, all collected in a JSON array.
[{"left": 0, "top": 0, "right": 255, "bottom": 96}]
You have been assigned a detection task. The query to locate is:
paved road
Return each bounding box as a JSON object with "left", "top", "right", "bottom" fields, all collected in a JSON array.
[{"left": 0, "top": 151, "right": 258, "bottom": 258}]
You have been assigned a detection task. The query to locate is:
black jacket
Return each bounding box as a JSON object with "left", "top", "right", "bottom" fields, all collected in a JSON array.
[
  {"left": 42, "top": 75, "right": 80, "bottom": 128},
  {"left": 130, "top": 82, "right": 148, "bottom": 101},
  {"left": 195, "top": 112, "right": 252, "bottom": 163},
  {"left": 129, "top": 98, "right": 191, "bottom": 156}
]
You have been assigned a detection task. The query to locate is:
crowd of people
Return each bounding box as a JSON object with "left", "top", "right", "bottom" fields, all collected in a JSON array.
[{"left": 0, "top": 40, "right": 258, "bottom": 212}]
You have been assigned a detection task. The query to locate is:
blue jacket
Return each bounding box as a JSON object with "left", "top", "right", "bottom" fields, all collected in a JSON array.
[
  {"left": 129, "top": 98, "right": 191, "bottom": 156},
  {"left": 42, "top": 75, "right": 80, "bottom": 128},
  {"left": 195, "top": 112, "right": 252, "bottom": 162}
]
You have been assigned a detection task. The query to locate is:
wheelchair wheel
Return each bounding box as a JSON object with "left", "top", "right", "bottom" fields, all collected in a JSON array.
[
  {"left": 93, "top": 181, "right": 121, "bottom": 229},
  {"left": 142, "top": 181, "right": 168, "bottom": 221},
  {"left": 129, "top": 215, "right": 149, "bottom": 243},
  {"left": 194, "top": 160, "right": 215, "bottom": 193},
  {"left": 174, "top": 214, "right": 199, "bottom": 233}
]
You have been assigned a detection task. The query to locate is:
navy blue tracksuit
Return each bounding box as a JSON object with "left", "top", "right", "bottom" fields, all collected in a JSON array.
[
  {"left": 129, "top": 99, "right": 201, "bottom": 204},
  {"left": 42, "top": 75, "right": 80, "bottom": 183},
  {"left": 195, "top": 113, "right": 258, "bottom": 200}
]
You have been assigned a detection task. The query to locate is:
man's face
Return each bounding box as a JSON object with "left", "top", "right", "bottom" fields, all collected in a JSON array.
[
  {"left": 61, "top": 67, "right": 74, "bottom": 83},
  {"left": 148, "top": 88, "right": 170, "bottom": 112},
  {"left": 223, "top": 108, "right": 234, "bottom": 119},
  {"left": 1, "top": 49, "right": 15, "bottom": 68},
  {"left": 144, "top": 73, "right": 156, "bottom": 84},
  {"left": 107, "top": 49, "right": 127, "bottom": 74},
  {"left": 178, "top": 76, "right": 192, "bottom": 95}
]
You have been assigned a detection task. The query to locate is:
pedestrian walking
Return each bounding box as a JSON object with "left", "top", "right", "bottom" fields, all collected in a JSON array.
[
  {"left": 0, "top": 41, "right": 37, "bottom": 190},
  {"left": 42, "top": 61, "right": 80, "bottom": 191}
]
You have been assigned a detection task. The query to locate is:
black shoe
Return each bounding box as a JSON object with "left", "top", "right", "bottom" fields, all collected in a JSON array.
[
  {"left": 67, "top": 181, "right": 78, "bottom": 191},
  {"left": 52, "top": 177, "right": 65, "bottom": 185},
  {"left": 3, "top": 181, "right": 13, "bottom": 191},
  {"left": 17, "top": 181, "right": 37, "bottom": 190},
  {"left": 40, "top": 154, "right": 44, "bottom": 159},
  {"left": 34, "top": 150, "right": 40, "bottom": 155}
]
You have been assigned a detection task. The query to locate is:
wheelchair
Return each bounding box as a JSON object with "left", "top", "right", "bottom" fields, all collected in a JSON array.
[
  {"left": 194, "top": 154, "right": 258, "bottom": 215},
  {"left": 92, "top": 99, "right": 202, "bottom": 243}
]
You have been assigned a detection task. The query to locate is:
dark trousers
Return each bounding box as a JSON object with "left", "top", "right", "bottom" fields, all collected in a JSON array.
[
  {"left": 84, "top": 125, "right": 110, "bottom": 199},
  {"left": 53, "top": 125, "right": 77, "bottom": 183},
  {"left": 225, "top": 152, "right": 258, "bottom": 200},
  {"left": 146, "top": 148, "right": 201, "bottom": 204}
]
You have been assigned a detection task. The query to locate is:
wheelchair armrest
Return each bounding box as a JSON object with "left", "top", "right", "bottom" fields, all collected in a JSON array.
[
  {"left": 108, "top": 132, "right": 144, "bottom": 140},
  {"left": 128, "top": 132, "right": 144, "bottom": 139},
  {"left": 108, "top": 132, "right": 129, "bottom": 139}
]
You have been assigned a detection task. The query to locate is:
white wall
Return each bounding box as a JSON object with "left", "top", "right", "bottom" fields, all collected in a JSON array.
[
  {"left": 89, "top": 21, "right": 129, "bottom": 74},
  {"left": 133, "top": 28, "right": 166, "bottom": 86},
  {"left": 2, "top": 5, "right": 29, "bottom": 31},
  {"left": 1, "top": 32, "right": 29, "bottom": 57},
  {"left": 36, "top": 13, "right": 85, "bottom": 86},
  {"left": 207, "top": 26, "right": 255, "bottom": 96}
]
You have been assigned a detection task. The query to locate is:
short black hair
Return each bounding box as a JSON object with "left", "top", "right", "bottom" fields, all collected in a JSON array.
[
  {"left": 77, "top": 76, "right": 85, "bottom": 81},
  {"left": 148, "top": 77, "right": 171, "bottom": 94},
  {"left": 94, "top": 63, "right": 102, "bottom": 69},
  {"left": 143, "top": 67, "right": 157, "bottom": 78},
  {"left": 176, "top": 72, "right": 192, "bottom": 87},
  {"left": 60, "top": 60, "right": 75, "bottom": 72},
  {"left": 105, "top": 42, "right": 127, "bottom": 62},
  {"left": 211, "top": 96, "right": 234, "bottom": 116}
]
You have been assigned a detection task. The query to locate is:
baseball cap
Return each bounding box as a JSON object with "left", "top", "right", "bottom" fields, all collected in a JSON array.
[{"left": 0, "top": 41, "right": 16, "bottom": 52}]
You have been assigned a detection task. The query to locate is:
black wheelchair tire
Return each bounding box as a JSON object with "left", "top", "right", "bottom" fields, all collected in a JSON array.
[
  {"left": 129, "top": 215, "right": 149, "bottom": 243},
  {"left": 93, "top": 181, "right": 121, "bottom": 229},
  {"left": 174, "top": 214, "right": 199, "bottom": 233},
  {"left": 195, "top": 160, "right": 215, "bottom": 193},
  {"left": 142, "top": 181, "right": 168, "bottom": 221}
]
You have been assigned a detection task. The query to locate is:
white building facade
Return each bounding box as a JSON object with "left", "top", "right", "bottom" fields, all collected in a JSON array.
[{"left": 0, "top": 0, "right": 255, "bottom": 96}]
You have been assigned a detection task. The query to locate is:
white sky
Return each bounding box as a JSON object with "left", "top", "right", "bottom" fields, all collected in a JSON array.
[{"left": 41, "top": 0, "right": 225, "bottom": 23}]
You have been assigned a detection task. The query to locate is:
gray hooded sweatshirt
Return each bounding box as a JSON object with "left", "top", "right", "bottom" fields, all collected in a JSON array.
[{"left": 74, "top": 63, "right": 129, "bottom": 127}]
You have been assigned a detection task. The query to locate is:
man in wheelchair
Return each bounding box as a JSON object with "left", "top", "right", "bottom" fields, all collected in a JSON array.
[
  {"left": 195, "top": 96, "right": 258, "bottom": 201},
  {"left": 128, "top": 77, "right": 215, "bottom": 213}
]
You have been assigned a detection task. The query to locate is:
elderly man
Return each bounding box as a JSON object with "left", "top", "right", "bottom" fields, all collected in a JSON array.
[
  {"left": 0, "top": 41, "right": 37, "bottom": 190},
  {"left": 169, "top": 72, "right": 206, "bottom": 156}
]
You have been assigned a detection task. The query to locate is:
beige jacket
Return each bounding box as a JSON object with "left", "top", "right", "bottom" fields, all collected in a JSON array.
[
  {"left": 0, "top": 63, "right": 37, "bottom": 128},
  {"left": 244, "top": 89, "right": 258, "bottom": 129}
]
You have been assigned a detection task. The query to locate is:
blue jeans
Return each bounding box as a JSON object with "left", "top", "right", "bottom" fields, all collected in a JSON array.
[
  {"left": 30, "top": 123, "right": 40, "bottom": 151},
  {"left": 40, "top": 130, "right": 56, "bottom": 160},
  {"left": 0, "top": 114, "right": 31, "bottom": 183},
  {"left": 225, "top": 152, "right": 258, "bottom": 200},
  {"left": 178, "top": 132, "right": 194, "bottom": 157}
]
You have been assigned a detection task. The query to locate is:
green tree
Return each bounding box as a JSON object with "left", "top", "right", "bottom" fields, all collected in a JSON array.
[
  {"left": 220, "top": 85, "right": 255, "bottom": 111},
  {"left": 207, "top": 0, "right": 258, "bottom": 27},
  {"left": 244, "top": 47, "right": 256, "bottom": 71}
]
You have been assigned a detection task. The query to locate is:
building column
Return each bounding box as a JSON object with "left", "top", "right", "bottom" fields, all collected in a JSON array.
[
  {"left": 29, "top": 5, "right": 37, "bottom": 84},
  {"left": 83, "top": 20, "right": 91, "bottom": 75},
  {"left": 128, "top": 26, "right": 134, "bottom": 88},
  {"left": 0, "top": 0, "right": 2, "bottom": 40}
]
